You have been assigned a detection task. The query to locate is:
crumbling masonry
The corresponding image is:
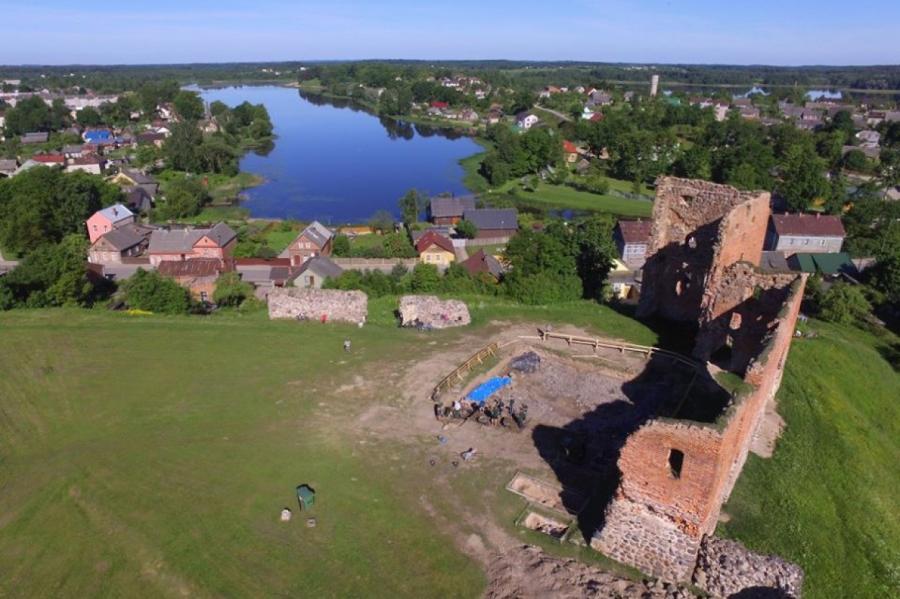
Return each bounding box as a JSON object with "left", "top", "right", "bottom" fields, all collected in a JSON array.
[{"left": 592, "top": 178, "right": 807, "bottom": 581}]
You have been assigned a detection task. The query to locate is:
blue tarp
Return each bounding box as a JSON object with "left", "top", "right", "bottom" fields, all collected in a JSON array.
[{"left": 467, "top": 376, "right": 511, "bottom": 405}]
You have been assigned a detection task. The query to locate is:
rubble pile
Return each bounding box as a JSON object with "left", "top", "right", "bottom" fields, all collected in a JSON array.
[
  {"left": 267, "top": 288, "right": 368, "bottom": 324},
  {"left": 485, "top": 545, "right": 700, "bottom": 599},
  {"left": 398, "top": 295, "right": 470, "bottom": 329},
  {"left": 693, "top": 536, "right": 804, "bottom": 598},
  {"left": 510, "top": 351, "right": 541, "bottom": 373}
]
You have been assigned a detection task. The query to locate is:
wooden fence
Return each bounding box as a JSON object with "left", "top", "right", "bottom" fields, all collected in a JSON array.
[
  {"left": 431, "top": 342, "right": 500, "bottom": 400},
  {"left": 538, "top": 331, "right": 699, "bottom": 369}
]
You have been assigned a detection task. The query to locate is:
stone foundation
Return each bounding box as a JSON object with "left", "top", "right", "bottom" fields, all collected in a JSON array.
[
  {"left": 693, "top": 536, "right": 804, "bottom": 598},
  {"left": 398, "top": 295, "right": 470, "bottom": 329}
]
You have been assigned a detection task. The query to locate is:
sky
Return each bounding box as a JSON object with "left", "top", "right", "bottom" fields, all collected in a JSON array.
[{"left": 1, "top": 0, "right": 898, "bottom": 66}]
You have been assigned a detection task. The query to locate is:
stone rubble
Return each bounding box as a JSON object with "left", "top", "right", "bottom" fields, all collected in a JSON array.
[
  {"left": 397, "top": 295, "right": 470, "bottom": 329},
  {"left": 692, "top": 536, "right": 804, "bottom": 598},
  {"left": 267, "top": 288, "right": 368, "bottom": 324}
]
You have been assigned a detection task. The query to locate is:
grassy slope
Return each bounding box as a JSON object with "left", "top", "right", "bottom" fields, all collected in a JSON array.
[
  {"left": 719, "top": 322, "right": 900, "bottom": 598},
  {"left": 0, "top": 303, "right": 652, "bottom": 598}
]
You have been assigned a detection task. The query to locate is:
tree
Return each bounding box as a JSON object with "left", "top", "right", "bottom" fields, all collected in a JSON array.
[
  {"left": 213, "top": 272, "right": 254, "bottom": 307},
  {"left": 673, "top": 146, "right": 712, "bottom": 180},
  {"left": 332, "top": 234, "right": 351, "bottom": 257},
  {"left": 778, "top": 141, "right": 828, "bottom": 212},
  {"left": 3, "top": 95, "right": 52, "bottom": 135},
  {"left": 209, "top": 100, "right": 229, "bottom": 117},
  {"left": 76, "top": 106, "right": 103, "bottom": 127},
  {"left": 819, "top": 283, "right": 871, "bottom": 326},
  {"left": 173, "top": 90, "right": 205, "bottom": 121},
  {"left": 455, "top": 219, "right": 478, "bottom": 239},
  {"left": 410, "top": 263, "right": 441, "bottom": 292},
  {"left": 157, "top": 177, "right": 209, "bottom": 220},
  {"left": 123, "top": 269, "right": 191, "bottom": 314},
  {"left": 163, "top": 121, "right": 205, "bottom": 172},
  {"left": 368, "top": 210, "right": 394, "bottom": 234},
  {"left": 842, "top": 149, "right": 871, "bottom": 173},
  {"left": 0, "top": 167, "right": 121, "bottom": 255},
  {"left": 382, "top": 232, "right": 416, "bottom": 258},
  {"left": 0, "top": 235, "right": 99, "bottom": 309},
  {"left": 398, "top": 189, "right": 426, "bottom": 225},
  {"left": 869, "top": 239, "right": 900, "bottom": 305}
]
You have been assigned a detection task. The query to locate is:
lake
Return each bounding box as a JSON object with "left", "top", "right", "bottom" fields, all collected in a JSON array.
[{"left": 197, "top": 86, "right": 481, "bottom": 223}]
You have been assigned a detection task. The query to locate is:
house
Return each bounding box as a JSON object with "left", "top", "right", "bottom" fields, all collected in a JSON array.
[
  {"left": 109, "top": 169, "right": 159, "bottom": 197},
  {"left": 136, "top": 131, "right": 166, "bottom": 147},
  {"left": 148, "top": 223, "right": 237, "bottom": 266},
  {"left": 607, "top": 260, "right": 641, "bottom": 301},
  {"left": 515, "top": 112, "right": 539, "bottom": 130},
  {"left": 0, "top": 159, "right": 17, "bottom": 177},
  {"left": 459, "top": 248, "right": 504, "bottom": 281},
  {"left": 856, "top": 130, "right": 880, "bottom": 147},
  {"left": 787, "top": 252, "right": 856, "bottom": 277},
  {"left": 31, "top": 153, "right": 65, "bottom": 166},
  {"left": 88, "top": 223, "right": 155, "bottom": 264},
  {"left": 562, "top": 140, "right": 579, "bottom": 163},
  {"left": 66, "top": 155, "right": 106, "bottom": 175},
  {"left": 414, "top": 230, "right": 456, "bottom": 267},
  {"left": 281, "top": 221, "right": 334, "bottom": 266},
  {"left": 292, "top": 256, "right": 344, "bottom": 289},
  {"left": 86, "top": 204, "right": 135, "bottom": 244},
  {"left": 841, "top": 145, "right": 881, "bottom": 160},
  {"left": 234, "top": 258, "right": 296, "bottom": 294},
  {"left": 737, "top": 105, "right": 760, "bottom": 120},
  {"left": 123, "top": 187, "right": 153, "bottom": 213},
  {"left": 587, "top": 90, "right": 613, "bottom": 107},
  {"left": 411, "top": 226, "right": 452, "bottom": 245},
  {"left": 83, "top": 129, "right": 112, "bottom": 144},
  {"left": 62, "top": 144, "right": 86, "bottom": 158},
  {"left": 157, "top": 258, "right": 229, "bottom": 303},
  {"left": 21, "top": 132, "right": 49, "bottom": 144},
  {"left": 462, "top": 208, "right": 518, "bottom": 239},
  {"left": 614, "top": 219, "right": 653, "bottom": 269},
  {"left": 429, "top": 196, "right": 476, "bottom": 225},
  {"left": 766, "top": 213, "right": 845, "bottom": 255}
]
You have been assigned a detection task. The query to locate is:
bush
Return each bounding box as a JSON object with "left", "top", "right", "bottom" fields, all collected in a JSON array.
[
  {"left": 123, "top": 269, "right": 191, "bottom": 314},
  {"left": 819, "top": 282, "right": 871, "bottom": 326},
  {"left": 410, "top": 263, "right": 441, "bottom": 292},
  {"left": 332, "top": 234, "right": 351, "bottom": 257},
  {"left": 213, "top": 272, "right": 254, "bottom": 307},
  {"left": 455, "top": 219, "right": 478, "bottom": 239}
]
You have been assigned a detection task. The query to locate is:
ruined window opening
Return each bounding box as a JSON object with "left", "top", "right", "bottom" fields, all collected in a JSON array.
[
  {"left": 710, "top": 338, "right": 734, "bottom": 370},
  {"left": 681, "top": 194, "right": 695, "bottom": 203},
  {"left": 668, "top": 449, "right": 684, "bottom": 479}
]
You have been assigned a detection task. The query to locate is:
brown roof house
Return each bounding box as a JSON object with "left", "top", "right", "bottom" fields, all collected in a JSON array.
[
  {"left": 148, "top": 223, "right": 237, "bottom": 266},
  {"left": 415, "top": 230, "right": 456, "bottom": 268},
  {"left": 281, "top": 221, "right": 334, "bottom": 266},
  {"left": 459, "top": 248, "right": 504, "bottom": 281},
  {"left": 158, "top": 258, "right": 230, "bottom": 303},
  {"left": 462, "top": 208, "right": 518, "bottom": 240},
  {"left": 88, "top": 223, "right": 155, "bottom": 265},
  {"left": 291, "top": 256, "right": 344, "bottom": 289},
  {"left": 429, "top": 196, "right": 476, "bottom": 225},
  {"left": 766, "top": 213, "right": 845, "bottom": 256},
  {"left": 614, "top": 219, "right": 653, "bottom": 269}
]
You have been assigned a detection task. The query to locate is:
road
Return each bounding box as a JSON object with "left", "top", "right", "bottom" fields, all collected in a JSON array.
[{"left": 534, "top": 106, "right": 573, "bottom": 123}]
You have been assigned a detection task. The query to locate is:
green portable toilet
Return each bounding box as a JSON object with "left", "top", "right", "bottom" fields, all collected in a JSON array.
[{"left": 296, "top": 484, "right": 315, "bottom": 510}]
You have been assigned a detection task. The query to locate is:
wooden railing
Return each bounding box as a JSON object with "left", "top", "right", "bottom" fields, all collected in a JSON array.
[
  {"left": 431, "top": 342, "right": 500, "bottom": 400},
  {"left": 538, "top": 330, "right": 699, "bottom": 369}
]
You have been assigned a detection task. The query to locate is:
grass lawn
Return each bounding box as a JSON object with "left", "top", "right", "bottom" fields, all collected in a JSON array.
[
  {"left": 485, "top": 183, "right": 653, "bottom": 218},
  {"left": 264, "top": 223, "right": 302, "bottom": 253},
  {"left": 0, "top": 301, "right": 653, "bottom": 597},
  {"left": 719, "top": 322, "right": 900, "bottom": 598}
]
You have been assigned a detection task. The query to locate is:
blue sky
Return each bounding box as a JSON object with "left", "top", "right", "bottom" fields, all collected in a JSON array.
[{"left": 2, "top": 0, "right": 897, "bottom": 66}]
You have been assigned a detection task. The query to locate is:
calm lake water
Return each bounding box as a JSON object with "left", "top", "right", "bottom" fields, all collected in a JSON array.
[{"left": 197, "top": 86, "right": 480, "bottom": 223}]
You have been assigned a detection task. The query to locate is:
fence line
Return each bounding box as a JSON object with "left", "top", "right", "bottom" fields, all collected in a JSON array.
[{"left": 431, "top": 342, "right": 500, "bottom": 400}]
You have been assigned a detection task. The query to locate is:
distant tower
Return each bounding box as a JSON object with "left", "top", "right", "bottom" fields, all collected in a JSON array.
[{"left": 650, "top": 74, "right": 660, "bottom": 97}]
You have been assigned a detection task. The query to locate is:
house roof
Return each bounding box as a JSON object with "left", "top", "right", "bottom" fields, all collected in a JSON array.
[
  {"left": 120, "top": 168, "right": 156, "bottom": 185},
  {"left": 297, "top": 220, "right": 333, "bottom": 248},
  {"left": 94, "top": 203, "right": 134, "bottom": 225},
  {"left": 758, "top": 251, "right": 792, "bottom": 273},
  {"left": 463, "top": 208, "right": 518, "bottom": 231},
  {"left": 589, "top": 112, "right": 605, "bottom": 122},
  {"left": 771, "top": 213, "right": 845, "bottom": 238},
  {"left": 32, "top": 153, "right": 65, "bottom": 164},
  {"left": 149, "top": 228, "right": 203, "bottom": 253},
  {"left": 297, "top": 255, "right": 343, "bottom": 279},
  {"left": 71, "top": 156, "right": 105, "bottom": 165},
  {"left": 460, "top": 249, "right": 504, "bottom": 279},
  {"left": 415, "top": 230, "right": 455, "bottom": 254},
  {"left": 430, "top": 196, "right": 476, "bottom": 219},
  {"left": 83, "top": 129, "right": 112, "bottom": 142},
  {"left": 201, "top": 222, "right": 238, "bottom": 247},
  {"left": 158, "top": 258, "right": 226, "bottom": 278},
  {"left": 616, "top": 220, "right": 652, "bottom": 244},
  {"left": 563, "top": 140, "right": 578, "bottom": 154},
  {"left": 21, "top": 132, "right": 49, "bottom": 143},
  {"left": 93, "top": 223, "right": 154, "bottom": 251},
  {"left": 788, "top": 252, "right": 855, "bottom": 276},
  {"left": 0, "top": 159, "right": 17, "bottom": 172},
  {"left": 62, "top": 144, "right": 85, "bottom": 154}
]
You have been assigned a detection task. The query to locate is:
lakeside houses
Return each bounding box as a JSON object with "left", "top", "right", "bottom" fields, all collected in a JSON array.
[
  {"left": 109, "top": 169, "right": 160, "bottom": 198},
  {"left": 415, "top": 230, "right": 456, "bottom": 267},
  {"left": 614, "top": 219, "right": 652, "bottom": 270},
  {"left": 462, "top": 208, "right": 518, "bottom": 239},
  {"left": 88, "top": 223, "right": 155, "bottom": 264},
  {"left": 157, "top": 258, "right": 230, "bottom": 302},
  {"left": 766, "top": 213, "right": 846, "bottom": 256},
  {"left": 86, "top": 204, "right": 136, "bottom": 243},
  {"left": 234, "top": 258, "right": 297, "bottom": 295},
  {"left": 429, "top": 196, "right": 476, "bottom": 225},
  {"left": 148, "top": 223, "right": 237, "bottom": 266},
  {"left": 66, "top": 155, "right": 106, "bottom": 175},
  {"left": 281, "top": 220, "right": 334, "bottom": 266}
]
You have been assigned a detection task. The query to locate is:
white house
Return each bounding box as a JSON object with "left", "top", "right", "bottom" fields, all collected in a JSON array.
[{"left": 516, "top": 112, "right": 540, "bottom": 130}]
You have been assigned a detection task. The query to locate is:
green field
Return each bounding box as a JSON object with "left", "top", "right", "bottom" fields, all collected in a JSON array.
[
  {"left": 503, "top": 183, "right": 654, "bottom": 217},
  {"left": 719, "top": 322, "right": 900, "bottom": 598},
  {"left": 0, "top": 303, "right": 896, "bottom": 598}
]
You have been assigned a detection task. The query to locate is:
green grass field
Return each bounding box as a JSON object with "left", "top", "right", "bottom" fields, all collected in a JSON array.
[
  {"left": 504, "top": 183, "right": 654, "bottom": 217},
  {"left": 719, "top": 322, "right": 900, "bottom": 598},
  {"left": 0, "top": 304, "right": 895, "bottom": 598}
]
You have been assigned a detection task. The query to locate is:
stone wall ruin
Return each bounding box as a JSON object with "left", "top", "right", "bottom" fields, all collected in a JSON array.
[
  {"left": 267, "top": 288, "right": 368, "bottom": 324},
  {"left": 398, "top": 295, "right": 471, "bottom": 329},
  {"left": 592, "top": 178, "right": 806, "bottom": 583}
]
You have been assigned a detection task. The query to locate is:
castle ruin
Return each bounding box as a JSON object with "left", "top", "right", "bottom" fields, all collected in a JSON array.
[{"left": 592, "top": 177, "right": 807, "bottom": 581}]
